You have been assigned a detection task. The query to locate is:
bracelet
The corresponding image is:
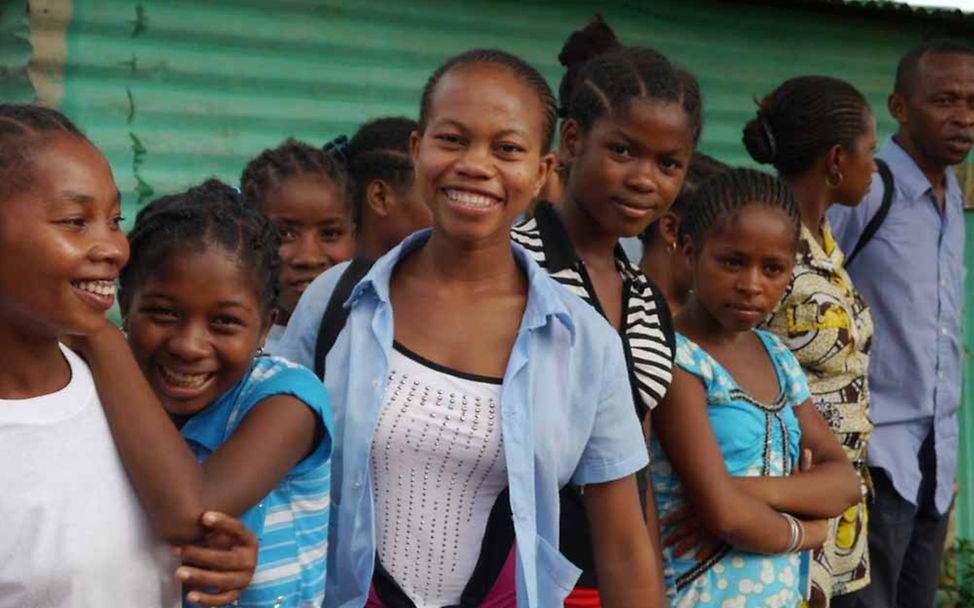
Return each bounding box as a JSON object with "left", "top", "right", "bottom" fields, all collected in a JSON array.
[
  {"left": 795, "top": 517, "right": 805, "bottom": 551},
  {"left": 781, "top": 513, "right": 800, "bottom": 553}
]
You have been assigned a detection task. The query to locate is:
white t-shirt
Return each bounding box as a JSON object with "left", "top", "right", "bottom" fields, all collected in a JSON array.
[{"left": 0, "top": 345, "right": 179, "bottom": 608}]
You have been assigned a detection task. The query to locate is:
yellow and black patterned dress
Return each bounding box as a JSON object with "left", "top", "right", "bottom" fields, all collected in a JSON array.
[{"left": 763, "top": 219, "right": 873, "bottom": 607}]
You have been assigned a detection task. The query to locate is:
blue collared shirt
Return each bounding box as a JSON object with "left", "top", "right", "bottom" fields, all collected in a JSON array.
[
  {"left": 828, "top": 137, "right": 967, "bottom": 513},
  {"left": 279, "top": 230, "right": 648, "bottom": 607}
]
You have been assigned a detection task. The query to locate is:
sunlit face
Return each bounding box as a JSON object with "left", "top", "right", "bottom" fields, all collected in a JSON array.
[
  {"left": 564, "top": 100, "right": 694, "bottom": 238},
  {"left": 124, "top": 247, "right": 270, "bottom": 418},
  {"left": 687, "top": 204, "right": 796, "bottom": 332},
  {"left": 260, "top": 174, "right": 354, "bottom": 316},
  {"left": 834, "top": 110, "right": 878, "bottom": 207},
  {"left": 895, "top": 52, "right": 974, "bottom": 167},
  {"left": 410, "top": 62, "right": 553, "bottom": 245},
  {"left": 0, "top": 134, "right": 128, "bottom": 339}
]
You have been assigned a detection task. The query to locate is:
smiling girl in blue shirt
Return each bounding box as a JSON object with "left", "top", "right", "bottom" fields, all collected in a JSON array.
[{"left": 287, "top": 49, "right": 662, "bottom": 608}]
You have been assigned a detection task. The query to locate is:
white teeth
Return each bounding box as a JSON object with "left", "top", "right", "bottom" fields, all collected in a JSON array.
[
  {"left": 74, "top": 280, "right": 115, "bottom": 296},
  {"left": 160, "top": 366, "right": 210, "bottom": 388},
  {"left": 445, "top": 189, "right": 498, "bottom": 208}
]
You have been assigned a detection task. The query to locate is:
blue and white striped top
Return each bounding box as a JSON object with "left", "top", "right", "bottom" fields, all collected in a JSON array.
[{"left": 181, "top": 355, "right": 333, "bottom": 608}]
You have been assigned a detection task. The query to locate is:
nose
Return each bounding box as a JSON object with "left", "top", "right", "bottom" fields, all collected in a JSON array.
[
  {"left": 735, "top": 266, "right": 763, "bottom": 296},
  {"left": 166, "top": 321, "right": 211, "bottom": 362},
  {"left": 88, "top": 228, "right": 129, "bottom": 267},
  {"left": 291, "top": 231, "right": 328, "bottom": 270},
  {"left": 626, "top": 162, "right": 659, "bottom": 195},
  {"left": 951, "top": 102, "right": 974, "bottom": 128},
  {"left": 454, "top": 144, "right": 493, "bottom": 179}
]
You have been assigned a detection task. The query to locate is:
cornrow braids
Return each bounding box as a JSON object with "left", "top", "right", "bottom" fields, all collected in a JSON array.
[
  {"left": 418, "top": 49, "right": 558, "bottom": 152},
  {"left": 679, "top": 167, "right": 799, "bottom": 250},
  {"left": 557, "top": 13, "right": 622, "bottom": 117},
  {"left": 240, "top": 138, "right": 349, "bottom": 211},
  {"left": 640, "top": 152, "right": 729, "bottom": 244},
  {"left": 346, "top": 116, "right": 417, "bottom": 225},
  {"left": 563, "top": 47, "right": 703, "bottom": 144},
  {"left": 743, "top": 76, "right": 870, "bottom": 176},
  {"left": 121, "top": 178, "right": 281, "bottom": 318},
  {"left": 0, "top": 104, "right": 87, "bottom": 201}
]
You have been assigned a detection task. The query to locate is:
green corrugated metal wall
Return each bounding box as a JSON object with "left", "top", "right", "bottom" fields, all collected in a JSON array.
[{"left": 4, "top": 0, "right": 973, "bottom": 539}]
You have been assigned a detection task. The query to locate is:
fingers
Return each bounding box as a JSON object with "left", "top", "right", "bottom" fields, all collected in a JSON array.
[
  {"left": 183, "top": 586, "right": 242, "bottom": 607},
  {"left": 200, "top": 511, "right": 257, "bottom": 547},
  {"left": 176, "top": 565, "right": 249, "bottom": 603},
  {"left": 660, "top": 504, "right": 695, "bottom": 527},
  {"left": 174, "top": 543, "right": 255, "bottom": 572},
  {"left": 672, "top": 530, "right": 709, "bottom": 557}
]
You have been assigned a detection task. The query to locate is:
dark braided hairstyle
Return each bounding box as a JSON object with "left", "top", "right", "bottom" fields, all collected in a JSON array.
[
  {"left": 742, "top": 76, "right": 871, "bottom": 176},
  {"left": 121, "top": 178, "right": 281, "bottom": 318},
  {"left": 0, "top": 104, "right": 88, "bottom": 201},
  {"left": 640, "top": 153, "right": 729, "bottom": 244},
  {"left": 557, "top": 14, "right": 622, "bottom": 117},
  {"left": 418, "top": 49, "right": 558, "bottom": 152},
  {"left": 345, "top": 117, "right": 417, "bottom": 225},
  {"left": 562, "top": 43, "right": 703, "bottom": 144},
  {"left": 679, "top": 168, "right": 800, "bottom": 250},
  {"left": 239, "top": 138, "right": 349, "bottom": 211}
]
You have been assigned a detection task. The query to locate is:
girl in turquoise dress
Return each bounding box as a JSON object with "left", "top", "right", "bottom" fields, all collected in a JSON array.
[{"left": 650, "top": 168, "right": 860, "bottom": 607}]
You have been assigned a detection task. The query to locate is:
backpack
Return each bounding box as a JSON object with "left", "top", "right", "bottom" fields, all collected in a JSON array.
[
  {"left": 844, "top": 158, "right": 894, "bottom": 267},
  {"left": 312, "top": 257, "right": 375, "bottom": 379}
]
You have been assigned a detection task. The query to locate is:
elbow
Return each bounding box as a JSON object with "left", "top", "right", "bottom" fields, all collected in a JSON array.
[
  {"left": 836, "top": 467, "right": 862, "bottom": 514},
  {"left": 147, "top": 502, "right": 207, "bottom": 545}
]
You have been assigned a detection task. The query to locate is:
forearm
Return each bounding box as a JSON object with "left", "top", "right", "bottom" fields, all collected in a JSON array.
[
  {"left": 594, "top": 539, "right": 665, "bottom": 608},
  {"left": 732, "top": 463, "right": 859, "bottom": 518},
  {"left": 643, "top": 479, "right": 666, "bottom": 591},
  {"left": 82, "top": 327, "right": 209, "bottom": 543}
]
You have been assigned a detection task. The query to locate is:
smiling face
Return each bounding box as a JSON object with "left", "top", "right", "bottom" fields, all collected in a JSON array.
[
  {"left": 410, "top": 62, "right": 553, "bottom": 244},
  {"left": 564, "top": 100, "right": 693, "bottom": 238},
  {"left": 124, "top": 247, "right": 270, "bottom": 417},
  {"left": 0, "top": 134, "right": 128, "bottom": 339},
  {"left": 894, "top": 51, "right": 974, "bottom": 168},
  {"left": 687, "top": 204, "right": 796, "bottom": 332},
  {"left": 260, "top": 174, "right": 355, "bottom": 316}
]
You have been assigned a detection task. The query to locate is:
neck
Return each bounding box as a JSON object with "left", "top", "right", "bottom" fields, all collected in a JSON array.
[
  {"left": 640, "top": 241, "right": 686, "bottom": 314},
  {"left": 676, "top": 296, "right": 748, "bottom": 347},
  {"left": 784, "top": 173, "right": 830, "bottom": 243},
  {"left": 416, "top": 228, "right": 521, "bottom": 286},
  {"left": 356, "top": 222, "right": 394, "bottom": 261},
  {"left": 554, "top": 195, "right": 619, "bottom": 267},
  {"left": 0, "top": 319, "right": 70, "bottom": 399},
  {"left": 893, "top": 132, "right": 949, "bottom": 201}
]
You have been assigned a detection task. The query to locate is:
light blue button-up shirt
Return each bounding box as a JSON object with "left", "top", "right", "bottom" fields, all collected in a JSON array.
[
  {"left": 279, "top": 230, "right": 649, "bottom": 607},
  {"left": 828, "top": 137, "right": 967, "bottom": 513}
]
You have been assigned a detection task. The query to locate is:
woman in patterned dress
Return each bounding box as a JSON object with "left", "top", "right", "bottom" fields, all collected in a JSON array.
[{"left": 745, "top": 76, "right": 877, "bottom": 608}]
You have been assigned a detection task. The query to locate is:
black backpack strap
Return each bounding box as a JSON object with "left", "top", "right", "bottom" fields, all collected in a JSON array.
[
  {"left": 845, "top": 158, "right": 894, "bottom": 267},
  {"left": 313, "top": 257, "right": 374, "bottom": 379}
]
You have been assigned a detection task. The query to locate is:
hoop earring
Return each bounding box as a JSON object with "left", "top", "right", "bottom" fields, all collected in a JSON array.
[
  {"left": 256, "top": 346, "right": 265, "bottom": 358},
  {"left": 826, "top": 172, "right": 845, "bottom": 188},
  {"left": 669, "top": 241, "right": 678, "bottom": 253}
]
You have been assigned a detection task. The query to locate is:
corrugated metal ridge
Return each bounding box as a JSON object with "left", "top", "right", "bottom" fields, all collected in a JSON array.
[{"left": 739, "top": 0, "right": 974, "bottom": 31}]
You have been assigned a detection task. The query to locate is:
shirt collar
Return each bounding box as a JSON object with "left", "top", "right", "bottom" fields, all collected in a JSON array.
[
  {"left": 348, "top": 227, "right": 576, "bottom": 342},
  {"left": 879, "top": 136, "right": 964, "bottom": 204}
]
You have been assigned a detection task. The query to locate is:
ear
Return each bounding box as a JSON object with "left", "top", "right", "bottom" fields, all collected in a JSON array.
[
  {"left": 558, "top": 118, "right": 583, "bottom": 163},
  {"left": 826, "top": 143, "right": 844, "bottom": 175},
  {"left": 658, "top": 212, "right": 681, "bottom": 246},
  {"left": 888, "top": 93, "right": 908, "bottom": 125},
  {"left": 531, "top": 152, "right": 557, "bottom": 199},
  {"left": 366, "top": 180, "right": 393, "bottom": 218},
  {"left": 409, "top": 130, "right": 421, "bottom": 167}
]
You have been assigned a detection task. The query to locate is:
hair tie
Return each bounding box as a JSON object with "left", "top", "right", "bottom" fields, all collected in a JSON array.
[
  {"left": 757, "top": 113, "right": 777, "bottom": 161},
  {"left": 324, "top": 134, "right": 350, "bottom": 164}
]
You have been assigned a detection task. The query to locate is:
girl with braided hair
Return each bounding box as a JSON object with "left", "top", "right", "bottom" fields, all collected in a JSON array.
[
  {"left": 511, "top": 16, "right": 700, "bottom": 607},
  {"left": 0, "top": 104, "right": 258, "bottom": 607},
  {"left": 70, "top": 179, "right": 333, "bottom": 607},
  {"left": 649, "top": 168, "right": 859, "bottom": 606},
  {"left": 745, "top": 76, "right": 878, "bottom": 608},
  {"left": 241, "top": 138, "right": 355, "bottom": 351}
]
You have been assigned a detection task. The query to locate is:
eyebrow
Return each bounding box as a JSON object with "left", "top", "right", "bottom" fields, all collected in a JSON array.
[
  {"left": 608, "top": 127, "right": 690, "bottom": 156},
  {"left": 47, "top": 190, "right": 122, "bottom": 208},
  {"left": 433, "top": 118, "right": 530, "bottom": 140}
]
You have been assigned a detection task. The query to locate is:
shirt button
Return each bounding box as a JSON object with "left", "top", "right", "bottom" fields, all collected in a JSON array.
[
  {"left": 939, "top": 371, "right": 945, "bottom": 380},
  {"left": 941, "top": 327, "right": 949, "bottom": 336},
  {"left": 940, "top": 279, "right": 946, "bottom": 288},
  {"left": 353, "top": 480, "right": 362, "bottom": 489}
]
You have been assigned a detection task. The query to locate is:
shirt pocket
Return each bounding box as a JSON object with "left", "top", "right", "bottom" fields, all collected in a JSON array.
[{"left": 536, "top": 534, "right": 582, "bottom": 601}]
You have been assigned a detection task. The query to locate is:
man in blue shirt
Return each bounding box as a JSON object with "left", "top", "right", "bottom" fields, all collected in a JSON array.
[{"left": 829, "top": 39, "right": 973, "bottom": 608}]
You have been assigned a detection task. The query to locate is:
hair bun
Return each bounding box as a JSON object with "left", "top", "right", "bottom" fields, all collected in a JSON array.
[
  {"left": 557, "top": 13, "right": 621, "bottom": 71},
  {"left": 742, "top": 111, "right": 777, "bottom": 165},
  {"left": 324, "top": 134, "right": 350, "bottom": 165}
]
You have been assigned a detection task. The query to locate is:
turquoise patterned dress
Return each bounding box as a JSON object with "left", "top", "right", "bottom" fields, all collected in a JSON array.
[{"left": 650, "top": 330, "right": 812, "bottom": 607}]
